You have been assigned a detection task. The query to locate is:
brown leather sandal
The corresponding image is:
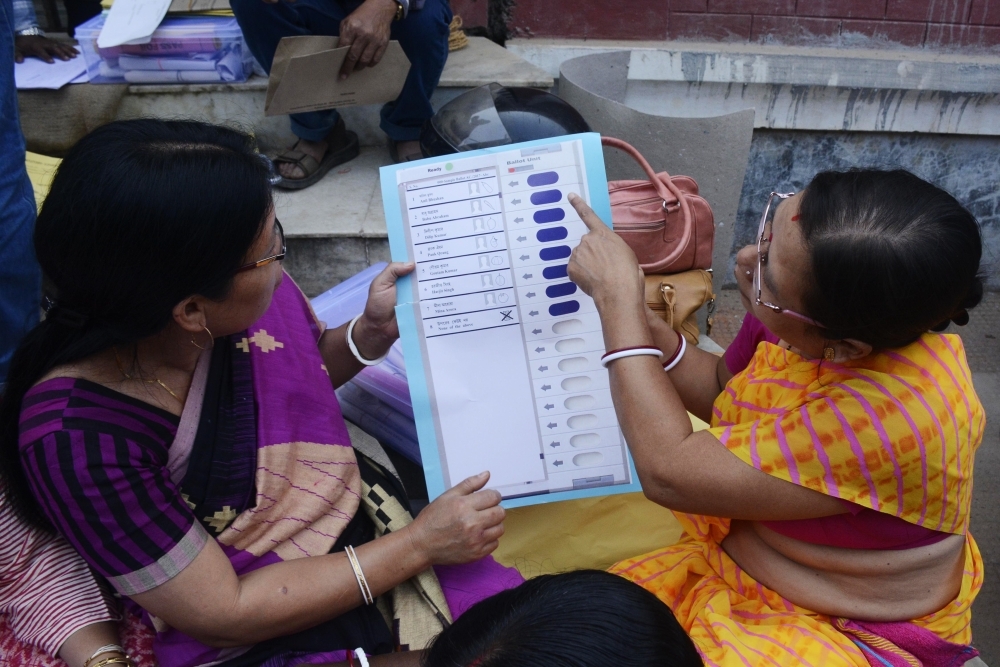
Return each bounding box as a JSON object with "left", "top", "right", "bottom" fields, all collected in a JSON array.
[{"left": 272, "top": 118, "right": 360, "bottom": 191}]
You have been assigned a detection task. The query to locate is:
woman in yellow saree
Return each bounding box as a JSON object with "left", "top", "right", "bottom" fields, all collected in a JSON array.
[{"left": 564, "top": 169, "right": 986, "bottom": 666}]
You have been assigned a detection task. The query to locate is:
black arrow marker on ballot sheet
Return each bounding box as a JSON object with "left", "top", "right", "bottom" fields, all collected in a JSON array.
[
  {"left": 532, "top": 328, "right": 542, "bottom": 334},
  {"left": 529, "top": 310, "right": 539, "bottom": 316},
  {"left": 514, "top": 217, "right": 524, "bottom": 223},
  {"left": 547, "top": 423, "right": 558, "bottom": 430},
  {"left": 509, "top": 181, "right": 518, "bottom": 186},
  {"left": 538, "top": 365, "right": 548, "bottom": 372},
  {"left": 526, "top": 292, "right": 536, "bottom": 298},
  {"left": 517, "top": 236, "right": 527, "bottom": 242},
  {"left": 544, "top": 404, "right": 554, "bottom": 410},
  {"left": 512, "top": 198, "right": 521, "bottom": 205},
  {"left": 520, "top": 255, "right": 530, "bottom": 261},
  {"left": 549, "top": 441, "right": 560, "bottom": 448},
  {"left": 541, "top": 384, "right": 551, "bottom": 390},
  {"left": 552, "top": 460, "right": 564, "bottom": 466}
]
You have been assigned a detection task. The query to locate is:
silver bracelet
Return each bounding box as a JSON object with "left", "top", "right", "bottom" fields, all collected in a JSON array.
[
  {"left": 346, "top": 315, "right": 390, "bottom": 367},
  {"left": 345, "top": 545, "right": 374, "bottom": 605},
  {"left": 16, "top": 26, "right": 45, "bottom": 37}
]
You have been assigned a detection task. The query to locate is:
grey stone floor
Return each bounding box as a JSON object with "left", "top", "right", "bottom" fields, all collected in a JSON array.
[{"left": 713, "top": 289, "right": 999, "bottom": 663}]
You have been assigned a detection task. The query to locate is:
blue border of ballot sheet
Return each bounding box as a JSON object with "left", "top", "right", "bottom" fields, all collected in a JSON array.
[{"left": 380, "top": 133, "right": 642, "bottom": 508}]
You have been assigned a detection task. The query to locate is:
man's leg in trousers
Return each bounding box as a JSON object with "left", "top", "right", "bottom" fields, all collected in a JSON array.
[
  {"left": 381, "top": 0, "right": 452, "bottom": 141},
  {"left": 0, "top": 0, "right": 41, "bottom": 383},
  {"left": 231, "top": 0, "right": 348, "bottom": 141}
]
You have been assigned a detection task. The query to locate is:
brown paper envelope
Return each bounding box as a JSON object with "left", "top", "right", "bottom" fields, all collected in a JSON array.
[{"left": 265, "top": 36, "right": 411, "bottom": 117}]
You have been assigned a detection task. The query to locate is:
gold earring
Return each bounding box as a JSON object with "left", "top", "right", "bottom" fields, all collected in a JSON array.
[
  {"left": 191, "top": 325, "right": 214, "bottom": 350},
  {"left": 823, "top": 347, "right": 835, "bottom": 361}
]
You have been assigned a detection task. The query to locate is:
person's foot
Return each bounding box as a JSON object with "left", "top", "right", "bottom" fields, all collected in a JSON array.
[
  {"left": 277, "top": 138, "right": 327, "bottom": 180},
  {"left": 391, "top": 139, "right": 423, "bottom": 163}
]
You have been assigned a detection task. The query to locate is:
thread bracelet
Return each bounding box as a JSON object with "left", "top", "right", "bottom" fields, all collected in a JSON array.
[
  {"left": 345, "top": 545, "right": 374, "bottom": 605},
  {"left": 346, "top": 315, "right": 390, "bottom": 366},
  {"left": 600, "top": 346, "right": 662, "bottom": 368},
  {"left": 661, "top": 330, "right": 688, "bottom": 372}
]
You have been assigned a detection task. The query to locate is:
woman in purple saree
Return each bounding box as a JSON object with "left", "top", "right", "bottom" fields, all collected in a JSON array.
[{"left": 0, "top": 120, "right": 521, "bottom": 667}]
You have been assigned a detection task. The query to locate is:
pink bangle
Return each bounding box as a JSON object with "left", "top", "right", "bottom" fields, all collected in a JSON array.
[{"left": 661, "top": 330, "right": 687, "bottom": 372}]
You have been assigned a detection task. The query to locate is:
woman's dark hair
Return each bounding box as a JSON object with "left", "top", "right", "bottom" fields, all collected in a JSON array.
[
  {"left": 797, "top": 169, "right": 984, "bottom": 349},
  {"left": 423, "top": 570, "right": 703, "bottom": 667},
  {"left": 0, "top": 119, "right": 273, "bottom": 529}
]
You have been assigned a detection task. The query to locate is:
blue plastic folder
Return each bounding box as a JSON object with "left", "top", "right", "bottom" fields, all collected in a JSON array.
[{"left": 381, "top": 133, "right": 643, "bottom": 508}]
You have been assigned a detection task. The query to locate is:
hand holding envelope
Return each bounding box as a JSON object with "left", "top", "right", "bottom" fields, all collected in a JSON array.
[{"left": 264, "top": 36, "right": 411, "bottom": 117}]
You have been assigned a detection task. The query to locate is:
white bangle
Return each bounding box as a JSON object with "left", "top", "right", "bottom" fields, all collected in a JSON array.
[
  {"left": 600, "top": 346, "right": 662, "bottom": 368},
  {"left": 353, "top": 648, "right": 370, "bottom": 667},
  {"left": 661, "top": 333, "right": 688, "bottom": 372},
  {"left": 346, "top": 315, "right": 389, "bottom": 367}
]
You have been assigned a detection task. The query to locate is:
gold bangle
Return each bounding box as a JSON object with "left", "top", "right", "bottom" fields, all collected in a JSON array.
[
  {"left": 89, "top": 657, "right": 133, "bottom": 667},
  {"left": 345, "top": 545, "right": 374, "bottom": 605},
  {"left": 84, "top": 646, "right": 125, "bottom": 667}
]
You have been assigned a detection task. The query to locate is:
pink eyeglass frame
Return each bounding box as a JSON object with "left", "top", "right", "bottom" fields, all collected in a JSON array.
[{"left": 754, "top": 192, "right": 826, "bottom": 328}]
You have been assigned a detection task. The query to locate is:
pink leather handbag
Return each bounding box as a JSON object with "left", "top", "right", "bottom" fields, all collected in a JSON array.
[{"left": 603, "top": 137, "right": 714, "bottom": 274}]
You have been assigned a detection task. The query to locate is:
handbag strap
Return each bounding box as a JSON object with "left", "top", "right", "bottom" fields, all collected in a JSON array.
[{"left": 601, "top": 136, "right": 693, "bottom": 269}]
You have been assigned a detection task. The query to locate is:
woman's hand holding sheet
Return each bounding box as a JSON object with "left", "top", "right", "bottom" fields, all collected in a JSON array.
[
  {"left": 405, "top": 472, "right": 505, "bottom": 566},
  {"left": 353, "top": 261, "right": 414, "bottom": 359}
]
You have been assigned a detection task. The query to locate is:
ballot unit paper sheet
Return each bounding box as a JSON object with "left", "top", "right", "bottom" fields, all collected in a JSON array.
[{"left": 382, "top": 134, "right": 641, "bottom": 507}]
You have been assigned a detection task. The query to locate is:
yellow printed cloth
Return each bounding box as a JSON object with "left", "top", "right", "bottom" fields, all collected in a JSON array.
[{"left": 611, "top": 333, "right": 986, "bottom": 666}]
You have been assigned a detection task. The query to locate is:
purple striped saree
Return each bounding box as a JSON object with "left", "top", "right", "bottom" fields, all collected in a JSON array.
[{"left": 20, "top": 275, "right": 521, "bottom": 667}]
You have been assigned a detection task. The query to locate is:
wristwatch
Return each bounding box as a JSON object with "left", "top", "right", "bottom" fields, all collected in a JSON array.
[{"left": 16, "top": 26, "right": 45, "bottom": 37}]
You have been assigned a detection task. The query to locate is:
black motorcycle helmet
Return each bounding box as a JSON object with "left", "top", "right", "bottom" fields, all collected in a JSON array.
[{"left": 420, "top": 83, "right": 592, "bottom": 157}]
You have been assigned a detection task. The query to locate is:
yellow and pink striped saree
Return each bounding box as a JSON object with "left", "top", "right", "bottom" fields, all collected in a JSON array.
[{"left": 612, "top": 333, "right": 985, "bottom": 666}]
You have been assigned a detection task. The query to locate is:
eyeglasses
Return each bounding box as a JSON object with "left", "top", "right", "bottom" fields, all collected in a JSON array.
[
  {"left": 754, "top": 192, "right": 825, "bottom": 328},
  {"left": 237, "top": 218, "right": 286, "bottom": 273}
]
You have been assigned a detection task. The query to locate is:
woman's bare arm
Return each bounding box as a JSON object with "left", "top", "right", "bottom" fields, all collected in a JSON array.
[
  {"left": 318, "top": 262, "right": 414, "bottom": 388},
  {"left": 567, "top": 195, "right": 844, "bottom": 521},
  {"left": 131, "top": 474, "right": 503, "bottom": 648},
  {"left": 643, "top": 310, "right": 730, "bottom": 423}
]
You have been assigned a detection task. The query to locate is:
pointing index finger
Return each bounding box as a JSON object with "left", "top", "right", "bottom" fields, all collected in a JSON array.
[{"left": 567, "top": 193, "right": 609, "bottom": 233}]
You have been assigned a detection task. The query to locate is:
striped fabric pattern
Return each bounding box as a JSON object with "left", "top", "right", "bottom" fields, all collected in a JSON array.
[
  {"left": 611, "top": 333, "right": 985, "bottom": 666},
  {"left": 19, "top": 380, "right": 208, "bottom": 596},
  {"left": 0, "top": 490, "right": 116, "bottom": 657}
]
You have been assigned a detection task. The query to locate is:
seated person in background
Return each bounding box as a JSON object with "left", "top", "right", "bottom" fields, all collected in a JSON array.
[
  {"left": 12, "top": 0, "right": 78, "bottom": 63},
  {"left": 422, "top": 570, "right": 703, "bottom": 667},
  {"left": 0, "top": 119, "right": 521, "bottom": 667},
  {"left": 1, "top": 484, "right": 124, "bottom": 667},
  {"left": 564, "top": 169, "right": 985, "bottom": 666},
  {"left": 230, "top": 0, "right": 451, "bottom": 187}
]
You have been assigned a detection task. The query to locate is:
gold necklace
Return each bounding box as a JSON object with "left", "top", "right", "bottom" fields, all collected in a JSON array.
[{"left": 114, "top": 348, "right": 181, "bottom": 402}]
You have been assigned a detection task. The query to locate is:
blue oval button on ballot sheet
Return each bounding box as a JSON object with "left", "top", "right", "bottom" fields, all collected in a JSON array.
[
  {"left": 546, "top": 282, "right": 577, "bottom": 298},
  {"left": 536, "top": 226, "right": 568, "bottom": 242},
  {"left": 539, "top": 245, "right": 571, "bottom": 261},
  {"left": 534, "top": 208, "right": 565, "bottom": 224},
  {"left": 530, "top": 189, "right": 562, "bottom": 205},
  {"left": 549, "top": 300, "right": 581, "bottom": 316},
  {"left": 543, "top": 264, "right": 569, "bottom": 279},
  {"left": 527, "top": 171, "right": 559, "bottom": 187}
]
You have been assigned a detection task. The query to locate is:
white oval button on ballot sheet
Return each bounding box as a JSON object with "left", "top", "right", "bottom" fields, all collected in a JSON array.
[
  {"left": 564, "top": 394, "right": 596, "bottom": 410},
  {"left": 558, "top": 356, "right": 589, "bottom": 372}
]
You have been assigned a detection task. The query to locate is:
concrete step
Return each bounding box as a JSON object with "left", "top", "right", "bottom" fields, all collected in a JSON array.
[
  {"left": 278, "top": 146, "right": 392, "bottom": 296},
  {"left": 117, "top": 36, "right": 553, "bottom": 153}
]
